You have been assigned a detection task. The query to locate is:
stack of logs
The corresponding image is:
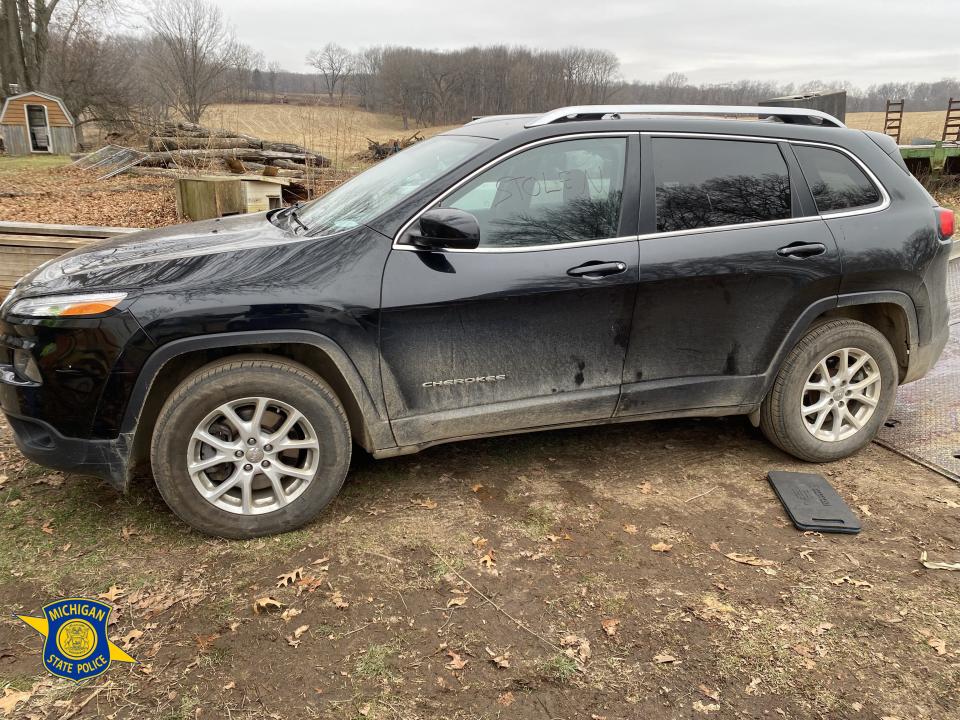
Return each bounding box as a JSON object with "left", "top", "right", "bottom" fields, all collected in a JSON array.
[
  {"left": 362, "top": 131, "right": 424, "bottom": 160},
  {"left": 141, "top": 122, "right": 330, "bottom": 177}
]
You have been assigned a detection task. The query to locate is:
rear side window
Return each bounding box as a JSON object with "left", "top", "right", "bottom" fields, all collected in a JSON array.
[
  {"left": 793, "top": 145, "right": 882, "bottom": 213},
  {"left": 652, "top": 138, "right": 791, "bottom": 232}
]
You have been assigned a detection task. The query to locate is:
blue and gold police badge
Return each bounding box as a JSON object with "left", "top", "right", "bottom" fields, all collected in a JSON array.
[{"left": 17, "top": 598, "right": 136, "bottom": 681}]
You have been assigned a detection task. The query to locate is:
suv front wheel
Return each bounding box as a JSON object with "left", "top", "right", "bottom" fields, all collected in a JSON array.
[
  {"left": 759, "top": 319, "right": 898, "bottom": 463},
  {"left": 151, "top": 358, "right": 351, "bottom": 539}
]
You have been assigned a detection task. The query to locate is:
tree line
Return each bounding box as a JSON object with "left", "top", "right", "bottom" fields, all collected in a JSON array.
[{"left": 2, "top": 0, "right": 958, "bottom": 142}]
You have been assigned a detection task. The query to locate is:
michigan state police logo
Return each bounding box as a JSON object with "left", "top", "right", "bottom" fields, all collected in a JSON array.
[{"left": 17, "top": 598, "right": 135, "bottom": 681}]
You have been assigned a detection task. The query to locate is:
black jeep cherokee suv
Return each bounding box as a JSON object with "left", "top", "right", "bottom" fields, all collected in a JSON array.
[{"left": 1, "top": 104, "right": 953, "bottom": 538}]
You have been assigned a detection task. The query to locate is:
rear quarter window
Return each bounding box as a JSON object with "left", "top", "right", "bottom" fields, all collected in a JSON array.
[{"left": 793, "top": 145, "right": 882, "bottom": 213}]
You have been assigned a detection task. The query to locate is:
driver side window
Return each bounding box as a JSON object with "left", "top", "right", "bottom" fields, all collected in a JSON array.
[{"left": 439, "top": 137, "right": 628, "bottom": 248}]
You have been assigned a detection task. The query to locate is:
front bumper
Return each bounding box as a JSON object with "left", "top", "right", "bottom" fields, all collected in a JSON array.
[{"left": 2, "top": 408, "right": 133, "bottom": 490}]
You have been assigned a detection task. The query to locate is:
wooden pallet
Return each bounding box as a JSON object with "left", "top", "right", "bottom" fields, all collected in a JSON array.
[{"left": 0, "top": 222, "right": 140, "bottom": 297}]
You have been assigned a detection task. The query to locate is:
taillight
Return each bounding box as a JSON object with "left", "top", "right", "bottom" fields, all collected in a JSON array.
[{"left": 938, "top": 207, "right": 955, "bottom": 240}]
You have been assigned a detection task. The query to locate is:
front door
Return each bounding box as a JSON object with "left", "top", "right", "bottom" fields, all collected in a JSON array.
[
  {"left": 26, "top": 105, "right": 50, "bottom": 152},
  {"left": 379, "top": 134, "right": 641, "bottom": 446},
  {"left": 617, "top": 135, "right": 843, "bottom": 416}
]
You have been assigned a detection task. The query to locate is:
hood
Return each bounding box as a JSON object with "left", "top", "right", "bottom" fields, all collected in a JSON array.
[{"left": 19, "top": 212, "right": 302, "bottom": 296}]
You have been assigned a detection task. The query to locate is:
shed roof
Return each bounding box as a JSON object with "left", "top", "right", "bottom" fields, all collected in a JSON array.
[{"left": 0, "top": 91, "right": 75, "bottom": 126}]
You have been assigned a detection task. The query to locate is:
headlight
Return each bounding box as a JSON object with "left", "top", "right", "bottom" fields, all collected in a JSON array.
[{"left": 9, "top": 292, "right": 127, "bottom": 318}]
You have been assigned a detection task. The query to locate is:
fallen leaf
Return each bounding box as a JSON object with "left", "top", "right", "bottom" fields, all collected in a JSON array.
[
  {"left": 851, "top": 701, "right": 863, "bottom": 711},
  {"left": 831, "top": 576, "right": 872, "bottom": 588},
  {"left": 485, "top": 646, "right": 511, "bottom": 668},
  {"left": 446, "top": 596, "right": 467, "bottom": 608},
  {"left": 471, "top": 536, "right": 488, "bottom": 550},
  {"left": 40, "top": 520, "right": 54, "bottom": 535},
  {"left": 329, "top": 591, "right": 349, "bottom": 609},
  {"left": 470, "top": 483, "right": 484, "bottom": 493},
  {"left": 119, "top": 629, "right": 143, "bottom": 649},
  {"left": 253, "top": 596, "right": 284, "bottom": 614},
  {"left": 311, "top": 556, "right": 330, "bottom": 566},
  {"left": 120, "top": 525, "right": 139, "bottom": 541},
  {"left": 228, "top": 621, "right": 241, "bottom": 632},
  {"left": 693, "top": 700, "right": 720, "bottom": 714},
  {"left": 276, "top": 567, "right": 304, "bottom": 588},
  {"left": 858, "top": 504, "right": 872, "bottom": 517},
  {"left": 799, "top": 549, "right": 815, "bottom": 562},
  {"left": 650, "top": 542, "right": 673, "bottom": 553},
  {"left": 622, "top": 524, "right": 638, "bottom": 535},
  {"left": 724, "top": 552, "right": 776, "bottom": 568},
  {"left": 281, "top": 608, "right": 302, "bottom": 623},
  {"left": 412, "top": 498, "right": 438, "bottom": 510},
  {"left": 445, "top": 649, "right": 468, "bottom": 670},
  {"left": 561, "top": 634, "right": 591, "bottom": 664},
  {"left": 293, "top": 624, "right": 309, "bottom": 639},
  {"left": 545, "top": 534, "right": 561, "bottom": 542},
  {"left": 698, "top": 684, "right": 720, "bottom": 702},
  {"left": 919, "top": 551, "right": 960, "bottom": 571},
  {"left": 98, "top": 585, "right": 126, "bottom": 602},
  {"left": 928, "top": 637, "right": 947, "bottom": 655},
  {"left": 498, "top": 691, "right": 514, "bottom": 707},
  {"left": 222, "top": 681, "right": 235, "bottom": 690},
  {"left": 744, "top": 677, "right": 762, "bottom": 695},
  {"left": 601, "top": 618, "right": 620, "bottom": 637},
  {"left": 653, "top": 653, "right": 677, "bottom": 664},
  {"left": 358, "top": 703, "right": 371, "bottom": 717},
  {"left": 479, "top": 551, "right": 496, "bottom": 568},
  {"left": 0, "top": 688, "right": 32, "bottom": 716}
]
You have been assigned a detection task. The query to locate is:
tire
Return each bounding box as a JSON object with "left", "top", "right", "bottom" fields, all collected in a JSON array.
[
  {"left": 759, "top": 319, "right": 898, "bottom": 463},
  {"left": 150, "top": 357, "right": 351, "bottom": 539}
]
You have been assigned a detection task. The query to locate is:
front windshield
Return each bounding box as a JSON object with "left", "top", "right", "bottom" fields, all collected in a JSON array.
[{"left": 297, "top": 135, "right": 493, "bottom": 236}]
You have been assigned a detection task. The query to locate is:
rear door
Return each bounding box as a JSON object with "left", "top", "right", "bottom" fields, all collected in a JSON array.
[
  {"left": 379, "top": 133, "right": 641, "bottom": 446},
  {"left": 617, "top": 134, "right": 842, "bottom": 416}
]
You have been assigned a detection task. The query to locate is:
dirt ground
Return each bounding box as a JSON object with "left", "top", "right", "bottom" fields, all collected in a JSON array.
[{"left": 0, "top": 411, "right": 958, "bottom": 719}]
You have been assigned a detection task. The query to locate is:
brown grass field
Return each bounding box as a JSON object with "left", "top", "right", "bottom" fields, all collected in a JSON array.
[
  {"left": 202, "top": 104, "right": 457, "bottom": 169},
  {"left": 199, "top": 104, "right": 952, "bottom": 166}
]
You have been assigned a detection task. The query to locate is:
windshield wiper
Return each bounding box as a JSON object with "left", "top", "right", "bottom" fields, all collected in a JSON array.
[{"left": 277, "top": 202, "right": 309, "bottom": 233}]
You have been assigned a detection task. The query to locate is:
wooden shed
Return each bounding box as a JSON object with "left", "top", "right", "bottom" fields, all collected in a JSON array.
[{"left": 0, "top": 91, "right": 76, "bottom": 155}]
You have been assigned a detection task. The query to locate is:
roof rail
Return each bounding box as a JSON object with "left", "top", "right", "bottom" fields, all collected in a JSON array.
[{"left": 524, "top": 104, "right": 846, "bottom": 129}]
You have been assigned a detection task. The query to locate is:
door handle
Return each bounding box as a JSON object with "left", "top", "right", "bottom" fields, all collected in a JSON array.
[
  {"left": 777, "top": 242, "right": 827, "bottom": 259},
  {"left": 567, "top": 261, "right": 628, "bottom": 278}
]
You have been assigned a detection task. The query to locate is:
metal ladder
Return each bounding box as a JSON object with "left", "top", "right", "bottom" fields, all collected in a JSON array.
[
  {"left": 883, "top": 99, "right": 904, "bottom": 144},
  {"left": 942, "top": 97, "right": 960, "bottom": 143}
]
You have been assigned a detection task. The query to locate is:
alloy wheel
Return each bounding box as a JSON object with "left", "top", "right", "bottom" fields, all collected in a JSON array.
[
  {"left": 800, "top": 347, "right": 882, "bottom": 442},
  {"left": 187, "top": 397, "right": 320, "bottom": 514}
]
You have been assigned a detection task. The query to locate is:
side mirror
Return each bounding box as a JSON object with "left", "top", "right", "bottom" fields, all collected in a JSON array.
[{"left": 408, "top": 208, "right": 480, "bottom": 250}]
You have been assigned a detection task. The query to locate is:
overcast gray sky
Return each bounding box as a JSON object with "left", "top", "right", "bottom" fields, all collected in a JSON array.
[{"left": 208, "top": 0, "right": 958, "bottom": 86}]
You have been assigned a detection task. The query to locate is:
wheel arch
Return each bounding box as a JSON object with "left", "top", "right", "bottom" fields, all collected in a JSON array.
[
  {"left": 123, "top": 331, "right": 395, "bottom": 473},
  {"left": 763, "top": 291, "right": 918, "bottom": 400}
]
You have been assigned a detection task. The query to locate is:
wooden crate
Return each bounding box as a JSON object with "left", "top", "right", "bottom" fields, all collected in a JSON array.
[
  {"left": 174, "top": 176, "right": 245, "bottom": 221},
  {"left": 0, "top": 234, "right": 91, "bottom": 295}
]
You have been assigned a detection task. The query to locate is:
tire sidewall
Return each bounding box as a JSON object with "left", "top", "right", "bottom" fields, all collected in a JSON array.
[
  {"left": 152, "top": 364, "right": 350, "bottom": 539},
  {"left": 775, "top": 323, "right": 897, "bottom": 462}
]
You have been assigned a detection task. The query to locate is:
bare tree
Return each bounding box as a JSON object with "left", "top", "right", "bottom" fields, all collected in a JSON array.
[
  {"left": 1, "top": 0, "right": 64, "bottom": 95},
  {"left": 147, "top": 0, "right": 236, "bottom": 123},
  {"left": 306, "top": 42, "right": 353, "bottom": 102}
]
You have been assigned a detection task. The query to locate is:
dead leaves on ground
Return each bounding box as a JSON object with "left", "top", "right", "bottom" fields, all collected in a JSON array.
[
  {"left": 919, "top": 551, "right": 960, "bottom": 571},
  {"left": 276, "top": 567, "right": 304, "bottom": 588},
  {"left": 253, "top": 596, "right": 284, "bottom": 615},
  {"left": 650, "top": 541, "right": 673, "bottom": 553},
  {"left": 445, "top": 649, "right": 468, "bottom": 670},
  {"left": 0, "top": 687, "right": 32, "bottom": 717},
  {"left": 98, "top": 585, "right": 126, "bottom": 602},
  {"left": 601, "top": 618, "right": 620, "bottom": 637},
  {"left": 560, "top": 634, "right": 591, "bottom": 665},
  {"left": 485, "top": 646, "right": 511, "bottom": 668},
  {"left": 286, "top": 624, "right": 310, "bottom": 648},
  {"left": 831, "top": 575, "right": 872, "bottom": 589},
  {"left": 721, "top": 550, "right": 778, "bottom": 576}
]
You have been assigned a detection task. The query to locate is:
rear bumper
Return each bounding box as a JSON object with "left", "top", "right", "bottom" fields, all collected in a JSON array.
[{"left": 2, "top": 407, "right": 132, "bottom": 491}]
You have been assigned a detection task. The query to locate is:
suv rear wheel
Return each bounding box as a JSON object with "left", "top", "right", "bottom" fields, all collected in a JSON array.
[
  {"left": 151, "top": 358, "right": 351, "bottom": 539},
  {"left": 759, "top": 319, "right": 898, "bottom": 462}
]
